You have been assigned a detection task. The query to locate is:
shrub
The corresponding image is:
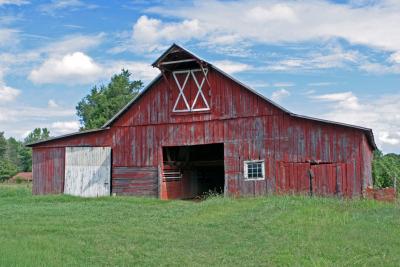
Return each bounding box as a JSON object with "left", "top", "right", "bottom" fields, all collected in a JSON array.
[{"left": 0, "top": 160, "right": 18, "bottom": 182}]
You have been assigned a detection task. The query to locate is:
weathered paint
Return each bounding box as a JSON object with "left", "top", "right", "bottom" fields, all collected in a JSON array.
[
  {"left": 29, "top": 44, "right": 376, "bottom": 199},
  {"left": 32, "top": 147, "right": 65, "bottom": 195},
  {"left": 112, "top": 166, "right": 158, "bottom": 196},
  {"left": 64, "top": 147, "right": 111, "bottom": 197}
]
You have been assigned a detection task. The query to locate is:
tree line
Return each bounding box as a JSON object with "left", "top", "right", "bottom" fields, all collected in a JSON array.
[
  {"left": 372, "top": 150, "right": 400, "bottom": 188},
  {"left": 0, "top": 128, "right": 50, "bottom": 181}
]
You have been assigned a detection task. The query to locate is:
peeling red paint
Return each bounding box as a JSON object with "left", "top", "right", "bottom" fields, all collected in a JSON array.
[{"left": 29, "top": 45, "right": 375, "bottom": 198}]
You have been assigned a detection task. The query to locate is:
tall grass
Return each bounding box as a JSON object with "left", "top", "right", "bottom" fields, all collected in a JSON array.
[{"left": 0, "top": 184, "right": 399, "bottom": 266}]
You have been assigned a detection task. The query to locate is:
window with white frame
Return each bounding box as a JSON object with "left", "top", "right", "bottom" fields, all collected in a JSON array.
[{"left": 244, "top": 160, "right": 265, "bottom": 180}]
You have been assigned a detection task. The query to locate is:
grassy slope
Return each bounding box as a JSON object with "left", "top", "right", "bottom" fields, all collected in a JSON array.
[{"left": 0, "top": 184, "right": 399, "bottom": 266}]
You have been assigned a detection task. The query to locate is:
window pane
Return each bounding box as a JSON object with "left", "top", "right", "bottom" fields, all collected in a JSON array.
[{"left": 246, "top": 161, "right": 264, "bottom": 179}]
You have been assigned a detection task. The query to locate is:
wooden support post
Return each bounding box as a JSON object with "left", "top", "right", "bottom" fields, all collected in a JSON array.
[
  {"left": 308, "top": 169, "right": 314, "bottom": 197},
  {"left": 336, "top": 165, "right": 342, "bottom": 198}
]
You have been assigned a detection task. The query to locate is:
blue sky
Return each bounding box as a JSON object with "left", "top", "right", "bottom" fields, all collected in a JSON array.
[{"left": 0, "top": 0, "right": 399, "bottom": 153}]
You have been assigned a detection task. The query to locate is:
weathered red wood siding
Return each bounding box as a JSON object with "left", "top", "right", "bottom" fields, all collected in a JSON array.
[
  {"left": 30, "top": 67, "right": 374, "bottom": 198},
  {"left": 112, "top": 167, "right": 158, "bottom": 196},
  {"left": 111, "top": 68, "right": 373, "bottom": 198},
  {"left": 32, "top": 147, "right": 65, "bottom": 195}
]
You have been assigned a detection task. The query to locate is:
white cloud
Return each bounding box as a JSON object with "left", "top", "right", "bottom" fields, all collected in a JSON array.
[
  {"left": 39, "top": 0, "right": 97, "bottom": 14},
  {"left": 266, "top": 46, "right": 360, "bottom": 71},
  {"left": 379, "top": 132, "right": 400, "bottom": 145},
  {"left": 0, "top": 70, "right": 20, "bottom": 102},
  {"left": 0, "top": 0, "right": 29, "bottom": 6},
  {"left": 48, "top": 99, "right": 58, "bottom": 108},
  {"left": 213, "top": 60, "right": 251, "bottom": 74},
  {"left": 50, "top": 120, "right": 79, "bottom": 134},
  {"left": 105, "top": 61, "right": 159, "bottom": 82},
  {"left": 0, "top": 29, "right": 19, "bottom": 47},
  {"left": 130, "top": 15, "right": 206, "bottom": 53},
  {"left": 29, "top": 52, "right": 103, "bottom": 85},
  {"left": 271, "top": 89, "right": 290, "bottom": 102},
  {"left": 245, "top": 5, "right": 298, "bottom": 23},
  {"left": 0, "top": 85, "right": 20, "bottom": 102},
  {"left": 311, "top": 91, "right": 361, "bottom": 110},
  {"left": 310, "top": 92, "right": 400, "bottom": 152},
  {"left": 0, "top": 105, "right": 75, "bottom": 122},
  {"left": 42, "top": 33, "right": 105, "bottom": 55},
  {"left": 273, "top": 82, "right": 294, "bottom": 87},
  {"left": 303, "top": 89, "right": 316, "bottom": 95},
  {"left": 388, "top": 51, "right": 400, "bottom": 64},
  {"left": 359, "top": 62, "right": 400, "bottom": 75},
  {"left": 148, "top": 0, "right": 400, "bottom": 53},
  {"left": 0, "top": 33, "right": 105, "bottom": 83},
  {"left": 28, "top": 52, "right": 161, "bottom": 85},
  {"left": 308, "top": 82, "right": 334, "bottom": 87}
]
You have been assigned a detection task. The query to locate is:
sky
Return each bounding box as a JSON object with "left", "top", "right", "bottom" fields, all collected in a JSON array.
[{"left": 0, "top": 0, "right": 399, "bottom": 153}]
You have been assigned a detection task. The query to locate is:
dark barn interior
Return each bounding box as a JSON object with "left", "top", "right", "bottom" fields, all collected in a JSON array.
[{"left": 162, "top": 143, "right": 225, "bottom": 199}]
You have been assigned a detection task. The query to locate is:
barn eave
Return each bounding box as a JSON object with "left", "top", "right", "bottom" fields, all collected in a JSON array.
[{"left": 25, "top": 128, "right": 110, "bottom": 147}]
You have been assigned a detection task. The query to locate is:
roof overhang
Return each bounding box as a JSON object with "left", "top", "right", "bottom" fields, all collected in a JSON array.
[
  {"left": 26, "top": 128, "right": 109, "bottom": 147},
  {"left": 152, "top": 43, "right": 209, "bottom": 71}
]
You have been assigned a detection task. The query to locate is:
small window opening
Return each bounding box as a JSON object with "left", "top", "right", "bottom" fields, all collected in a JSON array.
[{"left": 244, "top": 160, "right": 265, "bottom": 180}]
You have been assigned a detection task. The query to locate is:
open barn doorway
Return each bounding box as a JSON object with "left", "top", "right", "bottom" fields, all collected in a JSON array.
[{"left": 161, "top": 143, "right": 225, "bottom": 200}]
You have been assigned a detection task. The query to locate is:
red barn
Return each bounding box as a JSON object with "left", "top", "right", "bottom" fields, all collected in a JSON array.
[{"left": 28, "top": 44, "right": 376, "bottom": 199}]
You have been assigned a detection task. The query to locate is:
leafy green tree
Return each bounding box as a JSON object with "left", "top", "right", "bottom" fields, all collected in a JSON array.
[
  {"left": 0, "top": 160, "right": 18, "bottom": 181},
  {"left": 6, "top": 137, "right": 21, "bottom": 167},
  {"left": 18, "top": 147, "right": 32, "bottom": 172},
  {"left": 76, "top": 69, "right": 143, "bottom": 130},
  {"left": 24, "top": 128, "right": 50, "bottom": 144},
  {"left": 0, "top": 132, "right": 7, "bottom": 160},
  {"left": 372, "top": 150, "right": 400, "bottom": 188},
  {"left": 0, "top": 133, "right": 19, "bottom": 181}
]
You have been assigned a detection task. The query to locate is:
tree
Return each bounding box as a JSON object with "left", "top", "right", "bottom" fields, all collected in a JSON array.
[
  {"left": 372, "top": 150, "right": 400, "bottom": 188},
  {"left": 24, "top": 128, "right": 50, "bottom": 144},
  {"left": 6, "top": 137, "right": 21, "bottom": 167},
  {"left": 18, "top": 146, "right": 32, "bottom": 172},
  {"left": 0, "top": 160, "right": 18, "bottom": 181},
  {"left": 76, "top": 69, "right": 143, "bottom": 130},
  {"left": 0, "top": 132, "right": 7, "bottom": 160},
  {"left": 0, "top": 133, "right": 19, "bottom": 181}
]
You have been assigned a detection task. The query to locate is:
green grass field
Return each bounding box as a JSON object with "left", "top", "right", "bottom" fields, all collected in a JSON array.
[{"left": 0, "top": 184, "right": 399, "bottom": 266}]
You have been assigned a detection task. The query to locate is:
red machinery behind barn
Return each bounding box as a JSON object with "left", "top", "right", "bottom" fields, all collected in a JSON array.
[{"left": 27, "top": 44, "right": 376, "bottom": 199}]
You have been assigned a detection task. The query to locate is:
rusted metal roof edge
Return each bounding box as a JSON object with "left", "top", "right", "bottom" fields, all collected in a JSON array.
[{"left": 25, "top": 128, "right": 109, "bottom": 147}]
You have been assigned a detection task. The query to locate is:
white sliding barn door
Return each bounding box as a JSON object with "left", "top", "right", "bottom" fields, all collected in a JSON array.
[{"left": 64, "top": 147, "right": 111, "bottom": 197}]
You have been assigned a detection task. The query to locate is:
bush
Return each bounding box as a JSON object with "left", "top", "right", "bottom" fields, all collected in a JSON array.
[{"left": 0, "top": 160, "right": 18, "bottom": 182}]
